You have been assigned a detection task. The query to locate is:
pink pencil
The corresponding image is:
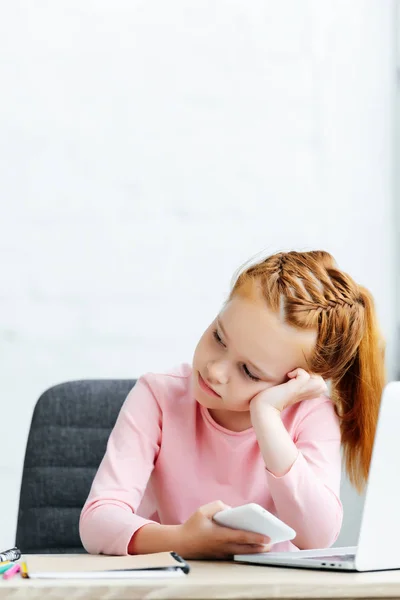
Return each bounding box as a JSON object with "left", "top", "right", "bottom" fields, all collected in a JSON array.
[{"left": 3, "top": 563, "right": 21, "bottom": 580}]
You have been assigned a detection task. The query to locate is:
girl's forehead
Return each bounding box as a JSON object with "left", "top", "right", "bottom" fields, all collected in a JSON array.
[{"left": 220, "top": 294, "right": 317, "bottom": 373}]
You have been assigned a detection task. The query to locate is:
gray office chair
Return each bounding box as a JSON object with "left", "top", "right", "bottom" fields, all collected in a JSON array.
[{"left": 15, "top": 379, "right": 136, "bottom": 553}]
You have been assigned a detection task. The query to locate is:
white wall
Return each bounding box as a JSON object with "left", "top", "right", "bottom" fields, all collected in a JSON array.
[{"left": 0, "top": 0, "right": 396, "bottom": 549}]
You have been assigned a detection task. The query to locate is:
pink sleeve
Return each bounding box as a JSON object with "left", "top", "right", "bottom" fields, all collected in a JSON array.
[
  {"left": 266, "top": 399, "right": 343, "bottom": 550},
  {"left": 79, "top": 376, "right": 162, "bottom": 555}
]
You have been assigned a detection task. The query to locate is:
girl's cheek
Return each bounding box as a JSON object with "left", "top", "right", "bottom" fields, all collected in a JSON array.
[{"left": 249, "top": 382, "right": 273, "bottom": 400}]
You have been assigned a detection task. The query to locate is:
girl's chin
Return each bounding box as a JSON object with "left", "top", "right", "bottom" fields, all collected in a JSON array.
[
  {"left": 196, "top": 396, "right": 249, "bottom": 413},
  {"left": 195, "top": 394, "right": 222, "bottom": 409},
  {"left": 192, "top": 375, "right": 250, "bottom": 412}
]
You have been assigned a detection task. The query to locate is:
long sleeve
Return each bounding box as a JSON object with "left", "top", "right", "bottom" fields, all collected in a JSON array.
[
  {"left": 266, "top": 399, "right": 343, "bottom": 549},
  {"left": 79, "top": 376, "right": 162, "bottom": 555}
]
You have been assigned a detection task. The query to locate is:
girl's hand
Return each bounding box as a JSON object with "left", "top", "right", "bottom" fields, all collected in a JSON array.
[
  {"left": 250, "top": 368, "right": 328, "bottom": 415},
  {"left": 176, "top": 501, "right": 271, "bottom": 559}
]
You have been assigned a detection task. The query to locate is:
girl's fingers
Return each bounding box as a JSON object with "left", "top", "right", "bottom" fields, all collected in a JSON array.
[
  {"left": 200, "top": 501, "right": 231, "bottom": 519},
  {"left": 224, "top": 529, "right": 270, "bottom": 546},
  {"left": 287, "top": 368, "right": 308, "bottom": 377},
  {"left": 287, "top": 369, "right": 299, "bottom": 378},
  {"left": 224, "top": 543, "right": 271, "bottom": 556},
  {"left": 287, "top": 369, "right": 309, "bottom": 385}
]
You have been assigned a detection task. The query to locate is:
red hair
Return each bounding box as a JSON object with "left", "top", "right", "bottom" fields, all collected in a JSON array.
[{"left": 230, "top": 250, "right": 385, "bottom": 491}]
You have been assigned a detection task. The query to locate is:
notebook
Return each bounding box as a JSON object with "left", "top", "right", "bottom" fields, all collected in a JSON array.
[{"left": 23, "top": 552, "right": 190, "bottom": 579}]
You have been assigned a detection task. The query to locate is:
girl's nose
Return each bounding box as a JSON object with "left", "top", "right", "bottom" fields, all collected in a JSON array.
[{"left": 207, "top": 361, "right": 229, "bottom": 385}]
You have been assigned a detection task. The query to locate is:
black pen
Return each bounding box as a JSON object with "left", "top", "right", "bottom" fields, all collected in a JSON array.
[{"left": 0, "top": 547, "right": 22, "bottom": 562}]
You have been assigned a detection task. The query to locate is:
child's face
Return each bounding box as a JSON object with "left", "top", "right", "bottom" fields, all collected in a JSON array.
[{"left": 192, "top": 290, "right": 317, "bottom": 413}]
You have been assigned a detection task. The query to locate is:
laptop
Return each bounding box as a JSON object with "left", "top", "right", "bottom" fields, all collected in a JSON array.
[{"left": 235, "top": 381, "right": 400, "bottom": 572}]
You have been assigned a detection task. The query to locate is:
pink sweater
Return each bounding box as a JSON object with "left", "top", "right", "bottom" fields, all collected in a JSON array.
[{"left": 79, "top": 364, "right": 343, "bottom": 555}]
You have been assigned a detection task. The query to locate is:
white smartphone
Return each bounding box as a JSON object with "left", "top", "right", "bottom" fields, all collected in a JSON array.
[{"left": 213, "top": 503, "right": 296, "bottom": 545}]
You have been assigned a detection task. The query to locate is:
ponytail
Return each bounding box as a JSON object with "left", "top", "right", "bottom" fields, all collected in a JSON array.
[{"left": 333, "top": 287, "right": 385, "bottom": 492}]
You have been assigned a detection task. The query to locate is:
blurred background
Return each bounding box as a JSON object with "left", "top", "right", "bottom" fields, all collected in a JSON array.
[{"left": 0, "top": 0, "right": 398, "bottom": 548}]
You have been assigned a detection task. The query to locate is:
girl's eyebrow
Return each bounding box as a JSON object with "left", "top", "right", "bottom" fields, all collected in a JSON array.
[{"left": 217, "top": 317, "right": 277, "bottom": 381}]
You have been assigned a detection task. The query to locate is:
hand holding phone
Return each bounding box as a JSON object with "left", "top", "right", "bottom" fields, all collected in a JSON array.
[{"left": 213, "top": 503, "right": 296, "bottom": 545}]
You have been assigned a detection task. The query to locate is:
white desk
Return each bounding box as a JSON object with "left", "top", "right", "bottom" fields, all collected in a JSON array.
[{"left": 2, "top": 559, "right": 400, "bottom": 600}]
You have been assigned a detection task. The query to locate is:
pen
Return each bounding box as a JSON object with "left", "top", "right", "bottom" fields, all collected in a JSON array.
[
  {"left": 20, "top": 562, "right": 28, "bottom": 579},
  {"left": 0, "top": 547, "right": 21, "bottom": 563},
  {"left": 3, "top": 563, "right": 20, "bottom": 580},
  {"left": 0, "top": 563, "right": 12, "bottom": 575}
]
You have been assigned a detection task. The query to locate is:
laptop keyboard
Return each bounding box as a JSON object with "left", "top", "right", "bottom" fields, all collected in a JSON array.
[{"left": 303, "top": 554, "right": 355, "bottom": 562}]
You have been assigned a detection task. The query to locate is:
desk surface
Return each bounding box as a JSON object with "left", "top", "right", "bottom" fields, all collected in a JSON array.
[{"left": 2, "top": 559, "right": 400, "bottom": 600}]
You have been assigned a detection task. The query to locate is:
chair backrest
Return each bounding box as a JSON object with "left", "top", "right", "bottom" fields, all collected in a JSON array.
[{"left": 16, "top": 379, "right": 136, "bottom": 553}]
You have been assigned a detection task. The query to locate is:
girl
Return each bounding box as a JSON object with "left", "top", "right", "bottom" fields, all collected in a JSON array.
[{"left": 80, "top": 250, "right": 385, "bottom": 559}]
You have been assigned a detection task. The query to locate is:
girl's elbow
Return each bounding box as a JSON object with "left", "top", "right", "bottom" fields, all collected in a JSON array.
[
  {"left": 295, "top": 534, "right": 336, "bottom": 550},
  {"left": 79, "top": 514, "right": 102, "bottom": 555},
  {"left": 79, "top": 528, "right": 97, "bottom": 555},
  {"left": 294, "top": 521, "right": 342, "bottom": 550}
]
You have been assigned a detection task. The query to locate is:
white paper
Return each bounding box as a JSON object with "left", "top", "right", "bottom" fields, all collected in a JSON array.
[{"left": 28, "top": 569, "right": 186, "bottom": 580}]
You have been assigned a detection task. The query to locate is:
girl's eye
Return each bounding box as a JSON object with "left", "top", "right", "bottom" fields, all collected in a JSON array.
[
  {"left": 213, "top": 329, "right": 225, "bottom": 347},
  {"left": 212, "top": 329, "right": 259, "bottom": 382},
  {"left": 242, "top": 364, "right": 260, "bottom": 382}
]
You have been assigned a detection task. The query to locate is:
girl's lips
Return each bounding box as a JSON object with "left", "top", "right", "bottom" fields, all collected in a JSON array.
[{"left": 198, "top": 372, "right": 221, "bottom": 398}]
